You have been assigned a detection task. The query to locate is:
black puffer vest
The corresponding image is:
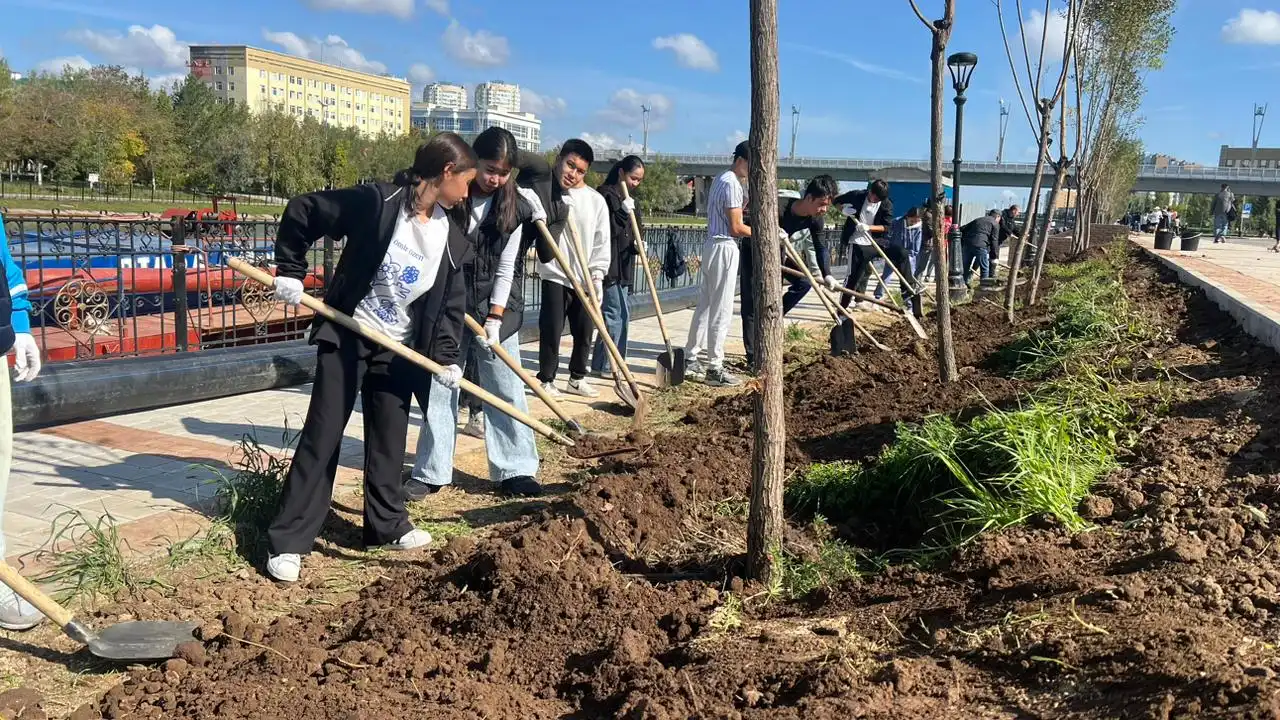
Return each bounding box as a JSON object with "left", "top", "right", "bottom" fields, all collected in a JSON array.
[{"left": 465, "top": 193, "right": 534, "bottom": 342}]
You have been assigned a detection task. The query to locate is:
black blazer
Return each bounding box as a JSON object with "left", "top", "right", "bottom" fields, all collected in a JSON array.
[
  {"left": 514, "top": 150, "right": 570, "bottom": 264},
  {"left": 274, "top": 181, "right": 472, "bottom": 368},
  {"left": 833, "top": 189, "right": 893, "bottom": 246}
]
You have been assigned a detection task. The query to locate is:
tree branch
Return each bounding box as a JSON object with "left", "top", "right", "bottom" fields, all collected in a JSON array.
[{"left": 907, "top": 0, "right": 936, "bottom": 30}]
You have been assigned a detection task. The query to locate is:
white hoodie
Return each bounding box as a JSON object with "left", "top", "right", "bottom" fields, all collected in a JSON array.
[{"left": 536, "top": 185, "right": 611, "bottom": 289}]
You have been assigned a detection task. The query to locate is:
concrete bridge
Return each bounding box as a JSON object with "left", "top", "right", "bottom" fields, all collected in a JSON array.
[{"left": 592, "top": 153, "right": 1280, "bottom": 195}]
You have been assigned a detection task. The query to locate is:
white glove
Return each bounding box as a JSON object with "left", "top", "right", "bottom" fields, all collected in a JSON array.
[
  {"left": 274, "top": 276, "right": 305, "bottom": 306},
  {"left": 824, "top": 275, "right": 841, "bottom": 292},
  {"left": 517, "top": 187, "right": 546, "bottom": 223},
  {"left": 12, "top": 333, "right": 41, "bottom": 382},
  {"left": 841, "top": 204, "right": 858, "bottom": 218},
  {"left": 437, "top": 364, "right": 463, "bottom": 389},
  {"left": 855, "top": 221, "right": 869, "bottom": 235},
  {"left": 622, "top": 197, "right": 636, "bottom": 213},
  {"left": 778, "top": 228, "right": 789, "bottom": 242},
  {"left": 482, "top": 317, "right": 502, "bottom": 347},
  {"left": 590, "top": 271, "right": 604, "bottom": 304}
]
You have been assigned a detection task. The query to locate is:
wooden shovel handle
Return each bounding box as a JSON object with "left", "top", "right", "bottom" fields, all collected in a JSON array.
[
  {"left": 462, "top": 314, "right": 577, "bottom": 428},
  {"left": 618, "top": 183, "right": 675, "bottom": 354},
  {"left": 227, "top": 259, "right": 573, "bottom": 447},
  {"left": 0, "top": 562, "right": 73, "bottom": 627},
  {"left": 782, "top": 239, "right": 842, "bottom": 323}
]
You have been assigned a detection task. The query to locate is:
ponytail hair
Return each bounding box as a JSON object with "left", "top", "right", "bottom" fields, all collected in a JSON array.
[
  {"left": 395, "top": 132, "right": 477, "bottom": 217},
  {"left": 470, "top": 126, "right": 521, "bottom": 234},
  {"left": 604, "top": 155, "right": 645, "bottom": 187}
]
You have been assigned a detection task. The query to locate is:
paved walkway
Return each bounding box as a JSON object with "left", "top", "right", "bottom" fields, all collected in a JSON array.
[
  {"left": 1131, "top": 233, "right": 1280, "bottom": 354},
  {"left": 4, "top": 283, "right": 855, "bottom": 566}
]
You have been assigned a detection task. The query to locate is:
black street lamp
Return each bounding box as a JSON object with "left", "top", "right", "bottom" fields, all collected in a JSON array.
[{"left": 947, "top": 51, "right": 978, "bottom": 301}]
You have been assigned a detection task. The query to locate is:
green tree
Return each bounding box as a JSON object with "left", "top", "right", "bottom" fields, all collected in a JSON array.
[
  {"left": 1153, "top": 191, "right": 1171, "bottom": 207},
  {"left": 632, "top": 157, "right": 691, "bottom": 214},
  {"left": 1249, "top": 196, "right": 1275, "bottom": 237},
  {"left": 1182, "top": 194, "right": 1211, "bottom": 228}
]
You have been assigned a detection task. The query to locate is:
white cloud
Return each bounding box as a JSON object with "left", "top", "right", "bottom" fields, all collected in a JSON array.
[
  {"left": 785, "top": 43, "right": 923, "bottom": 84},
  {"left": 35, "top": 55, "right": 92, "bottom": 74},
  {"left": 424, "top": 0, "right": 449, "bottom": 16},
  {"left": 407, "top": 63, "right": 434, "bottom": 83},
  {"left": 1223, "top": 9, "right": 1280, "bottom": 44},
  {"left": 442, "top": 21, "right": 509, "bottom": 67},
  {"left": 579, "top": 132, "right": 642, "bottom": 154},
  {"left": 522, "top": 88, "right": 567, "bottom": 117},
  {"left": 726, "top": 129, "right": 747, "bottom": 146},
  {"left": 652, "top": 33, "right": 719, "bottom": 71},
  {"left": 301, "top": 0, "right": 414, "bottom": 18},
  {"left": 1020, "top": 8, "right": 1070, "bottom": 64},
  {"left": 262, "top": 30, "right": 387, "bottom": 74},
  {"left": 596, "top": 88, "right": 673, "bottom": 130},
  {"left": 66, "top": 24, "right": 188, "bottom": 69}
]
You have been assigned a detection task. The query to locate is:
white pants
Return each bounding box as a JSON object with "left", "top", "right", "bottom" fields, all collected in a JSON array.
[{"left": 684, "top": 237, "right": 740, "bottom": 368}]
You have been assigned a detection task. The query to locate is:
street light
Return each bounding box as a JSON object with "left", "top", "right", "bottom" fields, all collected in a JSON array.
[{"left": 946, "top": 51, "right": 978, "bottom": 302}]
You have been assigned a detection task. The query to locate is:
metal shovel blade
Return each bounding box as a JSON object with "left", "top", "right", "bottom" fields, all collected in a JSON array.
[
  {"left": 79, "top": 620, "right": 199, "bottom": 662},
  {"left": 829, "top": 319, "right": 857, "bottom": 356},
  {"left": 655, "top": 347, "right": 686, "bottom": 387}
]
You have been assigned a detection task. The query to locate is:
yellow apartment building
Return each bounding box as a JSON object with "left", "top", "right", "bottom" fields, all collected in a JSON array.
[{"left": 187, "top": 45, "right": 411, "bottom": 137}]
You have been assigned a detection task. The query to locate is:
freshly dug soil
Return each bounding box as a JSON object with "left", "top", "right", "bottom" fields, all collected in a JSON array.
[{"left": 82, "top": 233, "right": 1280, "bottom": 719}]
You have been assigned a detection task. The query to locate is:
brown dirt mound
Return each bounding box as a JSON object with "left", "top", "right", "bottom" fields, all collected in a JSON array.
[{"left": 77, "top": 237, "right": 1280, "bottom": 718}]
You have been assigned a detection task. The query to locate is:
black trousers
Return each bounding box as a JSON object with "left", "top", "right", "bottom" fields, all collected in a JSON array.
[
  {"left": 740, "top": 244, "right": 815, "bottom": 365},
  {"left": 537, "top": 280, "right": 592, "bottom": 383},
  {"left": 840, "top": 243, "right": 883, "bottom": 308},
  {"left": 841, "top": 244, "right": 923, "bottom": 318},
  {"left": 268, "top": 332, "right": 417, "bottom": 554}
]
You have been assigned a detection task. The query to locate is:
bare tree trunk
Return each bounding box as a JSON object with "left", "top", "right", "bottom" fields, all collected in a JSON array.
[
  {"left": 1028, "top": 162, "right": 1069, "bottom": 304},
  {"left": 745, "top": 0, "right": 785, "bottom": 583},
  {"left": 929, "top": 19, "right": 957, "bottom": 382},
  {"left": 1003, "top": 103, "right": 1053, "bottom": 323}
]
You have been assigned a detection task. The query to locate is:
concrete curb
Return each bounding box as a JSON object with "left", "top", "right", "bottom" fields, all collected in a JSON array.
[{"left": 1131, "top": 240, "right": 1280, "bottom": 354}]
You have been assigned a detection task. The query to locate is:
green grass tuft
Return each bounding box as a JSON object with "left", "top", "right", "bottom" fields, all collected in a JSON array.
[
  {"left": 35, "top": 509, "right": 137, "bottom": 604},
  {"left": 196, "top": 424, "right": 294, "bottom": 562}
]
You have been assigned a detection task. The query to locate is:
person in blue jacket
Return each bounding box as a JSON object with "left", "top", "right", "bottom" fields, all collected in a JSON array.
[{"left": 0, "top": 214, "right": 44, "bottom": 629}]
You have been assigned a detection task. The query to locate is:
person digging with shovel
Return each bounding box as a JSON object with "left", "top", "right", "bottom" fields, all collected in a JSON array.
[
  {"left": 834, "top": 178, "right": 894, "bottom": 307},
  {"left": 0, "top": 213, "right": 44, "bottom": 630},
  {"left": 406, "top": 127, "right": 549, "bottom": 501},
  {"left": 264, "top": 133, "right": 477, "bottom": 583},
  {"left": 591, "top": 155, "right": 645, "bottom": 378},
  {"left": 524, "top": 140, "right": 611, "bottom": 400},
  {"left": 740, "top": 174, "right": 841, "bottom": 368}
]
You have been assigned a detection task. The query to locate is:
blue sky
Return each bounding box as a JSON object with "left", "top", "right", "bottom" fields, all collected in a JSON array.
[{"left": 1, "top": 0, "right": 1278, "bottom": 207}]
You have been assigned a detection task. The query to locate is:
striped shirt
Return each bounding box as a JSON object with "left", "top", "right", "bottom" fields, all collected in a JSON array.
[{"left": 706, "top": 170, "right": 745, "bottom": 241}]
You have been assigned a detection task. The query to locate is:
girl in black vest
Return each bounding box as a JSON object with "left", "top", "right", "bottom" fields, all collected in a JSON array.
[
  {"left": 266, "top": 132, "right": 477, "bottom": 583},
  {"left": 591, "top": 156, "right": 645, "bottom": 375},
  {"left": 406, "top": 126, "right": 548, "bottom": 499}
]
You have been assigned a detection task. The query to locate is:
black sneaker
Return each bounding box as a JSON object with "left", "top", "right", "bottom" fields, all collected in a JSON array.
[
  {"left": 705, "top": 366, "right": 743, "bottom": 387},
  {"left": 404, "top": 480, "right": 446, "bottom": 502},
  {"left": 501, "top": 476, "right": 544, "bottom": 497}
]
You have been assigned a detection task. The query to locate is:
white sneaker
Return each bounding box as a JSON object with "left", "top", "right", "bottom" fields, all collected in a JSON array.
[
  {"left": 566, "top": 378, "right": 599, "bottom": 398},
  {"left": 541, "top": 381, "right": 564, "bottom": 399},
  {"left": 461, "top": 411, "right": 485, "bottom": 439},
  {"left": 266, "top": 553, "right": 302, "bottom": 583},
  {"left": 0, "top": 589, "right": 44, "bottom": 631},
  {"left": 385, "top": 528, "right": 432, "bottom": 551}
]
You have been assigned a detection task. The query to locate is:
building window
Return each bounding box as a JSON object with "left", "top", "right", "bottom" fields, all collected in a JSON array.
[
  {"left": 229, "top": 67, "right": 235, "bottom": 75},
  {"left": 259, "top": 69, "right": 266, "bottom": 78},
  {"left": 229, "top": 82, "right": 236, "bottom": 91},
  {"left": 260, "top": 85, "right": 266, "bottom": 94},
  {"left": 214, "top": 66, "right": 223, "bottom": 75},
  {"left": 215, "top": 81, "right": 223, "bottom": 90}
]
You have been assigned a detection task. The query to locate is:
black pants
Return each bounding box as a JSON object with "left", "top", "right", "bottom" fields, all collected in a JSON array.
[
  {"left": 841, "top": 244, "right": 923, "bottom": 318},
  {"left": 840, "top": 243, "right": 883, "bottom": 308},
  {"left": 740, "top": 244, "right": 816, "bottom": 365},
  {"left": 537, "top": 280, "right": 592, "bottom": 383},
  {"left": 459, "top": 357, "right": 482, "bottom": 413},
  {"left": 268, "top": 332, "right": 417, "bottom": 554}
]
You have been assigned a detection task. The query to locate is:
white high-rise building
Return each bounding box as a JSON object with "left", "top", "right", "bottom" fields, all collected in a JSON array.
[
  {"left": 422, "top": 82, "right": 467, "bottom": 110},
  {"left": 474, "top": 81, "right": 520, "bottom": 114}
]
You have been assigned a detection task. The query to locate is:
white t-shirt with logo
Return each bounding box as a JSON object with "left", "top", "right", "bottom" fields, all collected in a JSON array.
[
  {"left": 351, "top": 204, "right": 450, "bottom": 343},
  {"left": 851, "top": 201, "right": 881, "bottom": 246}
]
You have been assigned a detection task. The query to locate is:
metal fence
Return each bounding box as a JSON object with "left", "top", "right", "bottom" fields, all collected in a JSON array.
[
  {"left": 0, "top": 215, "right": 742, "bottom": 364},
  {"left": 0, "top": 178, "right": 289, "bottom": 208}
]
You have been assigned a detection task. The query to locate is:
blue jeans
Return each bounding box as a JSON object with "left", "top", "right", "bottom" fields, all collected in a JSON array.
[
  {"left": 412, "top": 332, "right": 539, "bottom": 486},
  {"left": 1214, "top": 214, "right": 1229, "bottom": 241},
  {"left": 963, "top": 245, "right": 991, "bottom": 284},
  {"left": 591, "top": 284, "right": 630, "bottom": 373}
]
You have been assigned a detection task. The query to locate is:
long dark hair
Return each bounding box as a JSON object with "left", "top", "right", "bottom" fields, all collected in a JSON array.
[
  {"left": 469, "top": 126, "right": 521, "bottom": 234},
  {"left": 394, "top": 132, "right": 477, "bottom": 217},
  {"left": 604, "top": 155, "right": 645, "bottom": 187}
]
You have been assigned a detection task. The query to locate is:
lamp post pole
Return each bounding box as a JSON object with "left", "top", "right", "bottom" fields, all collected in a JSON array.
[{"left": 946, "top": 52, "right": 977, "bottom": 302}]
